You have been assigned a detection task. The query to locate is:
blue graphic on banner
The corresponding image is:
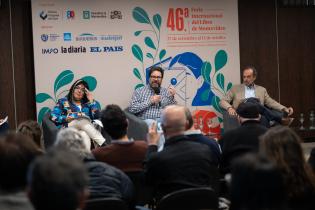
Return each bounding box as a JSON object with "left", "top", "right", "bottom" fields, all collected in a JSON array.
[
  {"left": 63, "top": 33, "right": 72, "bottom": 41},
  {"left": 169, "top": 52, "right": 214, "bottom": 106}
]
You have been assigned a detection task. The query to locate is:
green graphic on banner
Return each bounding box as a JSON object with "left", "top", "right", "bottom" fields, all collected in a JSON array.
[{"left": 132, "top": 7, "right": 167, "bottom": 89}]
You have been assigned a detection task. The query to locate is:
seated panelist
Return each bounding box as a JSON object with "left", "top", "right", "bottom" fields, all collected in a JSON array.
[
  {"left": 50, "top": 79, "right": 105, "bottom": 146},
  {"left": 50, "top": 79, "right": 100, "bottom": 128},
  {"left": 219, "top": 66, "right": 294, "bottom": 126}
]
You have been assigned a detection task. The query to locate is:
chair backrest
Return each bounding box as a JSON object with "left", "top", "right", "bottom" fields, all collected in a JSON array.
[
  {"left": 156, "top": 187, "right": 218, "bottom": 210},
  {"left": 157, "top": 187, "right": 219, "bottom": 210},
  {"left": 41, "top": 112, "right": 58, "bottom": 149},
  {"left": 125, "top": 171, "right": 154, "bottom": 206},
  {"left": 84, "top": 197, "right": 129, "bottom": 210},
  {"left": 124, "top": 109, "right": 148, "bottom": 140}
]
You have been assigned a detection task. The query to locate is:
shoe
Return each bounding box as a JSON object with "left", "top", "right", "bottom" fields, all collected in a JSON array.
[
  {"left": 281, "top": 117, "right": 294, "bottom": 126},
  {"left": 269, "top": 120, "right": 276, "bottom": 127}
]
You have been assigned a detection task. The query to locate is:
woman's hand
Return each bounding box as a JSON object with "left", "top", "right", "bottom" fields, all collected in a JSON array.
[
  {"left": 66, "top": 115, "right": 75, "bottom": 123},
  {"left": 85, "top": 88, "right": 94, "bottom": 103}
]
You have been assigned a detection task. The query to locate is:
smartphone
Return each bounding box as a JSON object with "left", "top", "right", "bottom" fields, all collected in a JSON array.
[{"left": 157, "top": 122, "right": 163, "bottom": 133}]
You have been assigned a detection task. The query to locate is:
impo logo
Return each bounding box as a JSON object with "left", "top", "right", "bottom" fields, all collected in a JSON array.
[{"left": 42, "top": 48, "right": 58, "bottom": 54}]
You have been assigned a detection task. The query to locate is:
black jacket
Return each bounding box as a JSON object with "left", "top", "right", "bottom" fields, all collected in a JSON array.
[
  {"left": 84, "top": 156, "right": 134, "bottom": 203},
  {"left": 144, "top": 135, "right": 219, "bottom": 199},
  {"left": 219, "top": 120, "right": 267, "bottom": 175}
]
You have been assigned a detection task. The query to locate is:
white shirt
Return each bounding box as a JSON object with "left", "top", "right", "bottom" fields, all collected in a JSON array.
[{"left": 245, "top": 85, "right": 255, "bottom": 99}]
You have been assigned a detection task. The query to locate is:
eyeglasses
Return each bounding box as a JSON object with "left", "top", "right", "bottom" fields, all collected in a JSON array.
[
  {"left": 150, "top": 76, "right": 162, "bottom": 80},
  {"left": 74, "top": 86, "right": 86, "bottom": 92}
]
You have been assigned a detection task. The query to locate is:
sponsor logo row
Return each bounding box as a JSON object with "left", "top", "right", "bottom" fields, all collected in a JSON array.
[
  {"left": 39, "top": 10, "right": 122, "bottom": 20},
  {"left": 41, "top": 33, "right": 123, "bottom": 42},
  {"left": 41, "top": 46, "right": 123, "bottom": 54}
]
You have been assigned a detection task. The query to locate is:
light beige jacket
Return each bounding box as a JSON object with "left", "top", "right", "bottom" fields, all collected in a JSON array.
[{"left": 219, "top": 84, "right": 286, "bottom": 111}]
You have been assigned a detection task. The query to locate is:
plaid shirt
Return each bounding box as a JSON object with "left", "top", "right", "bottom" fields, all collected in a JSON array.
[{"left": 128, "top": 85, "right": 177, "bottom": 120}]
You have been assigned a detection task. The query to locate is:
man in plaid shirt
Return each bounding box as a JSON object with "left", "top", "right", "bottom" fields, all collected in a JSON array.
[
  {"left": 129, "top": 66, "right": 177, "bottom": 151},
  {"left": 129, "top": 66, "right": 177, "bottom": 120}
]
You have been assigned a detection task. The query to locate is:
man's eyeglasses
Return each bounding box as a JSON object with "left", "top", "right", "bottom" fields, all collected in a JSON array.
[{"left": 150, "top": 76, "right": 162, "bottom": 80}]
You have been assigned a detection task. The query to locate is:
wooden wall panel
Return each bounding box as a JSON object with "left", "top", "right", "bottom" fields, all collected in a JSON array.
[
  {"left": 278, "top": 8, "right": 315, "bottom": 121},
  {"left": 11, "top": 0, "right": 36, "bottom": 125},
  {"left": 0, "top": 0, "right": 35, "bottom": 129},
  {"left": 238, "top": 0, "right": 279, "bottom": 101},
  {"left": 0, "top": 0, "right": 16, "bottom": 127}
]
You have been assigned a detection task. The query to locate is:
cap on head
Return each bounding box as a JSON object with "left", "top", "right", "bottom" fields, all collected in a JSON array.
[{"left": 237, "top": 102, "right": 260, "bottom": 119}]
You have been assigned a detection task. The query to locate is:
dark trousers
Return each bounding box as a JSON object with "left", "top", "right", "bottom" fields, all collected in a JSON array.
[
  {"left": 0, "top": 122, "right": 9, "bottom": 136},
  {"left": 246, "top": 97, "right": 283, "bottom": 127}
]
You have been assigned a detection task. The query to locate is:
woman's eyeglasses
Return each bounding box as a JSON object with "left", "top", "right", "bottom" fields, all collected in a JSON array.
[{"left": 74, "top": 86, "right": 86, "bottom": 92}]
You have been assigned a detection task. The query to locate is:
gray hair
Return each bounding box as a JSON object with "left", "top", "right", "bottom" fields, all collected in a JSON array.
[{"left": 55, "top": 128, "right": 92, "bottom": 160}]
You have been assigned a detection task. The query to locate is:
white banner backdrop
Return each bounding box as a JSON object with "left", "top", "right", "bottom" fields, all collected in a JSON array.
[{"left": 32, "top": 0, "right": 240, "bottom": 133}]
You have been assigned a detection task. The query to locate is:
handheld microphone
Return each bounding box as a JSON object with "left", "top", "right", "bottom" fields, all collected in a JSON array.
[{"left": 153, "top": 87, "right": 161, "bottom": 107}]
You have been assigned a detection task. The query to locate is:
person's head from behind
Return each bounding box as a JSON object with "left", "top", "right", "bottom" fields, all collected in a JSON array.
[
  {"left": 242, "top": 66, "right": 257, "bottom": 86},
  {"left": 259, "top": 126, "right": 315, "bottom": 198},
  {"left": 236, "top": 101, "right": 261, "bottom": 124},
  {"left": 161, "top": 105, "right": 186, "bottom": 139},
  {"left": 54, "top": 127, "right": 91, "bottom": 160},
  {"left": 184, "top": 107, "right": 194, "bottom": 131},
  {"left": 0, "top": 132, "right": 42, "bottom": 193},
  {"left": 101, "top": 104, "right": 128, "bottom": 139},
  {"left": 17, "top": 120, "right": 43, "bottom": 150},
  {"left": 230, "top": 153, "right": 286, "bottom": 210},
  {"left": 260, "top": 126, "right": 305, "bottom": 170},
  {"left": 27, "top": 149, "right": 89, "bottom": 210},
  {"left": 148, "top": 66, "right": 164, "bottom": 89},
  {"left": 68, "top": 79, "right": 90, "bottom": 104}
]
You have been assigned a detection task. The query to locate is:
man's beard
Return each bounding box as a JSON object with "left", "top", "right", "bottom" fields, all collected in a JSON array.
[{"left": 150, "top": 82, "right": 160, "bottom": 89}]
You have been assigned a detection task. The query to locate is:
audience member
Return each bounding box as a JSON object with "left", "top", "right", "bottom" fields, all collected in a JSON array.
[
  {"left": 144, "top": 105, "right": 219, "bottom": 200},
  {"left": 0, "top": 132, "right": 42, "bottom": 210},
  {"left": 220, "top": 66, "right": 294, "bottom": 126},
  {"left": 17, "top": 120, "right": 43, "bottom": 150},
  {"left": 230, "top": 153, "right": 288, "bottom": 210},
  {"left": 27, "top": 149, "right": 89, "bottom": 210},
  {"left": 184, "top": 107, "right": 221, "bottom": 167},
  {"left": 93, "top": 104, "right": 147, "bottom": 172},
  {"left": 54, "top": 128, "right": 134, "bottom": 205},
  {"left": 219, "top": 101, "right": 267, "bottom": 174},
  {"left": 50, "top": 79, "right": 105, "bottom": 147},
  {"left": 260, "top": 126, "right": 315, "bottom": 210}
]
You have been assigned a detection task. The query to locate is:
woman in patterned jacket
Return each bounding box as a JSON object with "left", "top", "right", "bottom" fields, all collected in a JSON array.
[{"left": 50, "top": 79, "right": 105, "bottom": 147}]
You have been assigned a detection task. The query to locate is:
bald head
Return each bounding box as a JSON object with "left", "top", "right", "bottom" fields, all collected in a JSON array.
[{"left": 161, "top": 105, "right": 187, "bottom": 138}]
